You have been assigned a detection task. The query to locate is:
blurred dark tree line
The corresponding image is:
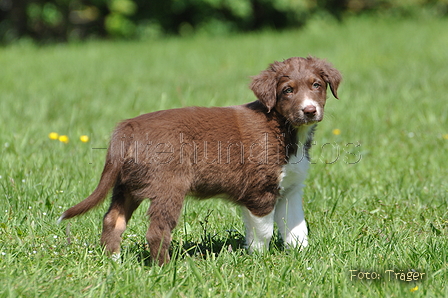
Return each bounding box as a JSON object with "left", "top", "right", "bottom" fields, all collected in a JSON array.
[{"left": 0, "top": 0, "right": 447, "bottom": 43}]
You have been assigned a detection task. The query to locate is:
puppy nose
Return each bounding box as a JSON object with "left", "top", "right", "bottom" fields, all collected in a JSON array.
[{"left": 303, "top": 105, "right": 317, "bottom": 115}]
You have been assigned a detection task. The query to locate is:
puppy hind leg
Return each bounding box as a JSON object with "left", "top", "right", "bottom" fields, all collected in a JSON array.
[
  {"left": 101, "top": 186, "right": 141, "bottom": 258},
  {"left": 241, "top": 206, "right": 275, "bottom": 253},
  {"left": 146, "top": 197, "right": 184, "bottom": 266}
]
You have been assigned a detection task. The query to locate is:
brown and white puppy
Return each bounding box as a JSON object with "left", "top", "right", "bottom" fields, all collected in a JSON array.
[{"left": 59, "top": 57, "right": 341, "bottom": 265}]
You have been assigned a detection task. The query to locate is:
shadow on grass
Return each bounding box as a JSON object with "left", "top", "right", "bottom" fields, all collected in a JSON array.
[
  {"left": 121, "top": 209, "right": 286, "bottom": 265},
  {"left": 125, "top": 229, "right": 285, "bottom": 266}
]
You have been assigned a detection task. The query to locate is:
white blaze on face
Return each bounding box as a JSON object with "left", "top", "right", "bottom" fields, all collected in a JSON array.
[{"left": 301, "top": 97, "right": 322, "bottom": 119}]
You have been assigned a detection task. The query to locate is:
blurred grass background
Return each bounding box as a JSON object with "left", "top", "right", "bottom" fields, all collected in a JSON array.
[
  {"left": 2, "top": 0, "right": 448, "bottom": 42},
  {"left": 0, "top": 5, "right": 448, "bottom": 298}
]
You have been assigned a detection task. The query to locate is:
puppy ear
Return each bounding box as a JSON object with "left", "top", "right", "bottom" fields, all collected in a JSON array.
[
  {"left": 320, "top": 63, "right": 342, "bottom": 99},
  {"left": 250, "top": 68, "right": 277, "bottom": 113}
]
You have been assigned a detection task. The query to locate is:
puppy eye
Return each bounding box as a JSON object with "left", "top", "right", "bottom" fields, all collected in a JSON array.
[
  {"left": 283, "top": 87, "right": 293, "bottom": 94},
  {"left": 312, "top": 82, "right": 321, "bottom": 89}
]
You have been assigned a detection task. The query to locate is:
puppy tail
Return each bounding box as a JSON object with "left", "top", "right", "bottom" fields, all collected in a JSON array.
[{"left": 58, "top": 157, "right": 120, "bottom": 223}]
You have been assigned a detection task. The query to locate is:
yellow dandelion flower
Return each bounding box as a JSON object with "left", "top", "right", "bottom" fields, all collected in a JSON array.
[
  {"left": 443, "top": 134, "right": 448, "bottom": 140},
  {"left": 49, "top": 132, "right": 59, "bottom": 140},
  {"left": 80, "top": 135, "right": 90, "bottom": 143},
  {"left": 410, "top": 286, "right": 418, "bottom": 292},
  {"left": 58, "top": 135, "right": 69, "bottom": 144},
  {"left": 332, "top": 128, "right": 341, "bottom": 136}
]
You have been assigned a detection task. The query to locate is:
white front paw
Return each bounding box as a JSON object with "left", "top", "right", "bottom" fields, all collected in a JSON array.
[
  {"left": 284, "top": 224, "right": 308, "bottom": 249},
  {"left": 245, "top": 238, "right": 269, "bottom": 253},
  {"left": 284, "top": 236, "right": 308, "bottom": 250}
]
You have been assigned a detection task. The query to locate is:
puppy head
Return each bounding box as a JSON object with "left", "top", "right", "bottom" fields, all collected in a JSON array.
[{"left": 250, "top": 56, "right": 342, "bottom": 126}]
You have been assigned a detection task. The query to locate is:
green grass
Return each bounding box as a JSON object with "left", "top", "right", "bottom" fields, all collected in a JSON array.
[{"left": 1, "top": 15, "right": 448, "bottom": 297}]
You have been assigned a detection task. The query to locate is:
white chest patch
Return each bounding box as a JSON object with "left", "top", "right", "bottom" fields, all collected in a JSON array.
[
  {"left": 278, "top": 125, "right": 313, "bottom": 193},
  {"left": 279, "top": 153, "right": 309, "bottom": 194}
]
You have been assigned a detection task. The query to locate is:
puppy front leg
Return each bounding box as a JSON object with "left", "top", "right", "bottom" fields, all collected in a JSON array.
[
  {"left": 274, "top": 187, "right": 308, "bottom": 249},
  {"left": 241, "top": 207, "right": 275, "bottom": 252}
]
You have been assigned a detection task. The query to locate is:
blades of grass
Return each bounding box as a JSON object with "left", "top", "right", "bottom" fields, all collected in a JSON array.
[{"left": 186, "top": 256, "right": 204, "bottom": 284}]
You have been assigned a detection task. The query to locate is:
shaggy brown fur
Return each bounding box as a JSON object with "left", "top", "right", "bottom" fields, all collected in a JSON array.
[{"left": 59, "top": 57, "right": 341, "bottom": 265}]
